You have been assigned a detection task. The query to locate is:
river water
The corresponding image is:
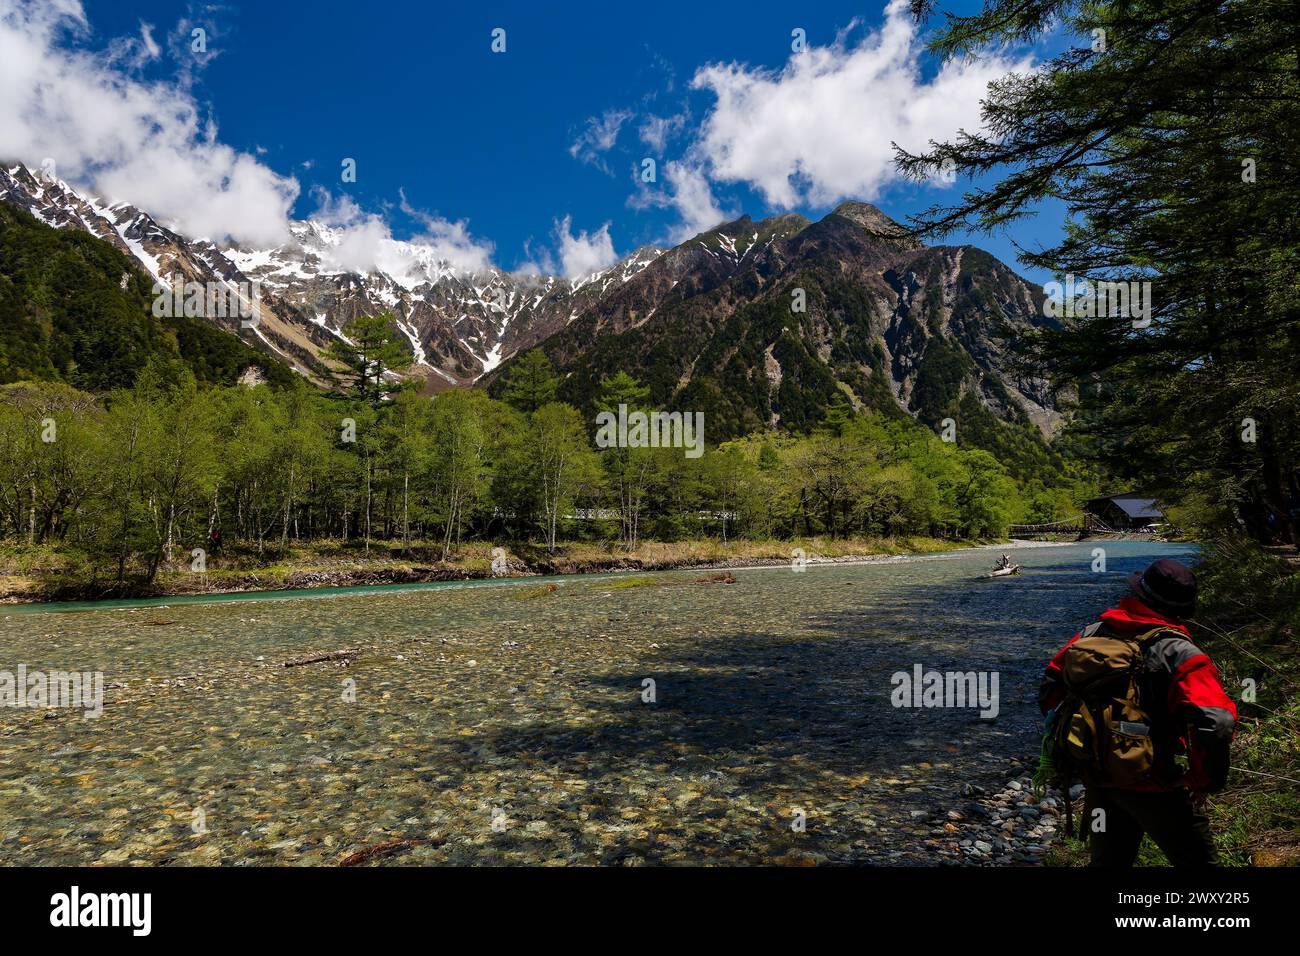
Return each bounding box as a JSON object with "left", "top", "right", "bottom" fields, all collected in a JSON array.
[{"left": 0, "top": 539, "right": 1196, "bottom": 865}]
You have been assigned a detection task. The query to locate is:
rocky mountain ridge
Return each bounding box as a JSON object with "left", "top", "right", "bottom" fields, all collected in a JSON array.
[{"left": 2, "top": 161, "right": 1062, "bottom": 449}]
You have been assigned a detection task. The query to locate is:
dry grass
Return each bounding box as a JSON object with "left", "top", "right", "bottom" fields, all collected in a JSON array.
[{"left": 0, "top": 535, "right": 981, "bottom": 602}]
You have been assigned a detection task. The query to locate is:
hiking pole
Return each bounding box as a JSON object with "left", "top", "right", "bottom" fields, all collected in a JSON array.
[
  {"left": 1232, "top": 766, "right": 1300, "bottom": 786},
  {"left": 1062, "top": 778, "right": 1073, "bottom": 840}
]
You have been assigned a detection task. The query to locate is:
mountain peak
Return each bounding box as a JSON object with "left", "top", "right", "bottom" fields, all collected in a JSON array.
[{"left": 827, "top": 201, "right": 920, "bottom": 247}]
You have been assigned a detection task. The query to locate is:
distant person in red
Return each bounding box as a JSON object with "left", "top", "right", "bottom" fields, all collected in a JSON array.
[
  {"left": 208, "top": 528, "right": 222, "bottom": 556},
  {"left": 1039, "top": 558, "right": 1237, "bottom": 866}
]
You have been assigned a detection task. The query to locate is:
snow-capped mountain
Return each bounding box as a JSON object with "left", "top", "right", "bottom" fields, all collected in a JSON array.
[
  {"left": 484, "top": 200, "right": 1065, "bottom": 442},
  {"left": 0, "top": 161, "right": 663, "bottom": 387},
  {"left": 1, "top": 159, "right": 1063, "bottom": 452}
]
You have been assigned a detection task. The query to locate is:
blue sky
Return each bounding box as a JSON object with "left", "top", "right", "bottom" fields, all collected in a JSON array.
[{"left": 21, "top": 0, "right": 1071, "bottom": 282}]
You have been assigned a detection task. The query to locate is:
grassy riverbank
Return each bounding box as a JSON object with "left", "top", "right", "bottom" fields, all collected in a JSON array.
[
  {"left": 0, "top": 535, "right": 983, "bottom": 604},
  {"left": 1045, "top": 537, "right": 1300, "bottom": 867}
]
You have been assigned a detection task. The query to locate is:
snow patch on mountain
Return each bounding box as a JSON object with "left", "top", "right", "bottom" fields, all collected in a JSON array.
[{"left": 0, "top": 160, "right": 675, "bottom": 386}]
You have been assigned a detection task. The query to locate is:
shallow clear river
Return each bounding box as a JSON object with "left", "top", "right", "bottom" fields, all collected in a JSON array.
[{"left": 0, "top": 540, "right": 1196, "bottom": 866}]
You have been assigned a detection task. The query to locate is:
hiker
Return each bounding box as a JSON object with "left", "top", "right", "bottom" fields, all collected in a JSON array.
[{"left": 1038, "top": 558, "right": 1237, "bottom": 866}]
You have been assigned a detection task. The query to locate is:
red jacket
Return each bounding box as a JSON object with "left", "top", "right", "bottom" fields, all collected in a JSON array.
[{"left": 1039, "top": 597, "right": 1237, "bottom": 792}]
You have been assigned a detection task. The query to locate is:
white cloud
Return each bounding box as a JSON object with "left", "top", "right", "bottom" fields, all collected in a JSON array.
[
  {"left": 0, "top": 0, "right": 498, "bottom": 273},
  {"left": 569, "top": 109, "right": 633, "bottom": 173},
  {"left": 513, "top": 216, "right": 620, "bottom": 278},
  {"left": 511, "top": 240, "right": 556, "bottom": 278},
  {"left": 308, "top": 190, "right": 393, "bottom": 273},
  {"left": 661, "top": 160, "right": 730, "bottom": 241},
  {"left": 398, "top": 188, "right": 496, "bottom": 273},
  {"left": 511, "top": 252, "right": 551, "bottom": 278},
  {"left": 309, "top": 187, "right": 495, "bottom": 280},
  {"left": 554, "top": 215, "right": 618, "bottom": 278},
  {"left": 638, "top": 112, "right": 687, "bottom": 152},
  {"left": 629, "top": 158, "right": 732, "bottom": 243},
  {"left": 104, "top": 20, "right": 160, "bottom": 71},
  {"left": 687, "top": 0, "right": 1031, "bottom": 208},
  {"left": 0, "top": 0, "right": 298, "bottom": 245}
]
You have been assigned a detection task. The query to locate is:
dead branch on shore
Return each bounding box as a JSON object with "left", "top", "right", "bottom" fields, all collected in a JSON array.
[
  {"left": 338, "top": 836, "right": 444, "bottom": 866},
  {"left": 283, "top": 649, "right": 359, "bottom": 668},
  {"left": 694, "top": 571, "right": 737, "bottom": 585}
]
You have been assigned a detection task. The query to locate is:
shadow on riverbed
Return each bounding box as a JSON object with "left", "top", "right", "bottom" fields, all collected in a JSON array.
[{"left": 438, "top": 559, "right": 1129, "bottom": 854}]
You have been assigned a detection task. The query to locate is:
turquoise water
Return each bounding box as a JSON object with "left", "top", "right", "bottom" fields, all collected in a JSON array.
[
  {"left": 2, "top": 569, "right": 640, "bottom": 616},
  {"left": 0, "top": 540, "right": 1196, "bottom": 865}
]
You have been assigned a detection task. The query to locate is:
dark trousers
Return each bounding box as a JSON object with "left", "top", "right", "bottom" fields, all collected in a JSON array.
[{"left": 1087, "top": 788, "right": 1217, "bottom": 867}]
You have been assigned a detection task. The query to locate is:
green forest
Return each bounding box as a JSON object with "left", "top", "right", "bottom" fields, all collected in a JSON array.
[{"left": 0, "top": 339, "right": 1096, "bottom": 587}]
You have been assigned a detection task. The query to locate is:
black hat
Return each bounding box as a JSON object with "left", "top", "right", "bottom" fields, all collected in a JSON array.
[{"left": 1128, "top": 558, "right": 1197, "bottom": 617}]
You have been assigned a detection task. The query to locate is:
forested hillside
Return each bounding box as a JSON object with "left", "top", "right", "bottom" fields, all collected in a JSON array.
[
  {"left": 0, "top": 203, "right": 295, "bottom": 390},
  {"left": 488, "top": 203, "right": 1065, "bottom": 471}
]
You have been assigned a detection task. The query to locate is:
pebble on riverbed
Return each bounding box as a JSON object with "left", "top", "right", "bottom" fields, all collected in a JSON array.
[{"left": 932, "top": 771, "right": 1075, "bottom": 866}]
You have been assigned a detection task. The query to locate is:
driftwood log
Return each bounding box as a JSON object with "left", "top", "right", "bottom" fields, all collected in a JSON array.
[
  {"left": 694, "top": 571, "right": 737, "bottom": 584},
  {"left": 338, "top": 836, "right": 445, "bottom": 866},
  {"left": 283, "top": 649, "right": 359, "bottom": 668}
]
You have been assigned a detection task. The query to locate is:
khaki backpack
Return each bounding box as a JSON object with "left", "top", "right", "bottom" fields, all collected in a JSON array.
[{"left": 1052, "top": 624, "right": 1183, "bottom": 791}]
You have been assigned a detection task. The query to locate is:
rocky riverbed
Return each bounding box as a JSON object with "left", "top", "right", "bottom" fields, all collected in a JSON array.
[
  {"left": 0, "top": 541, "right": 1193, "bottom": 865},
  {"left": 923, "top": 772, "right": 1087, "bottom": 865}
]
